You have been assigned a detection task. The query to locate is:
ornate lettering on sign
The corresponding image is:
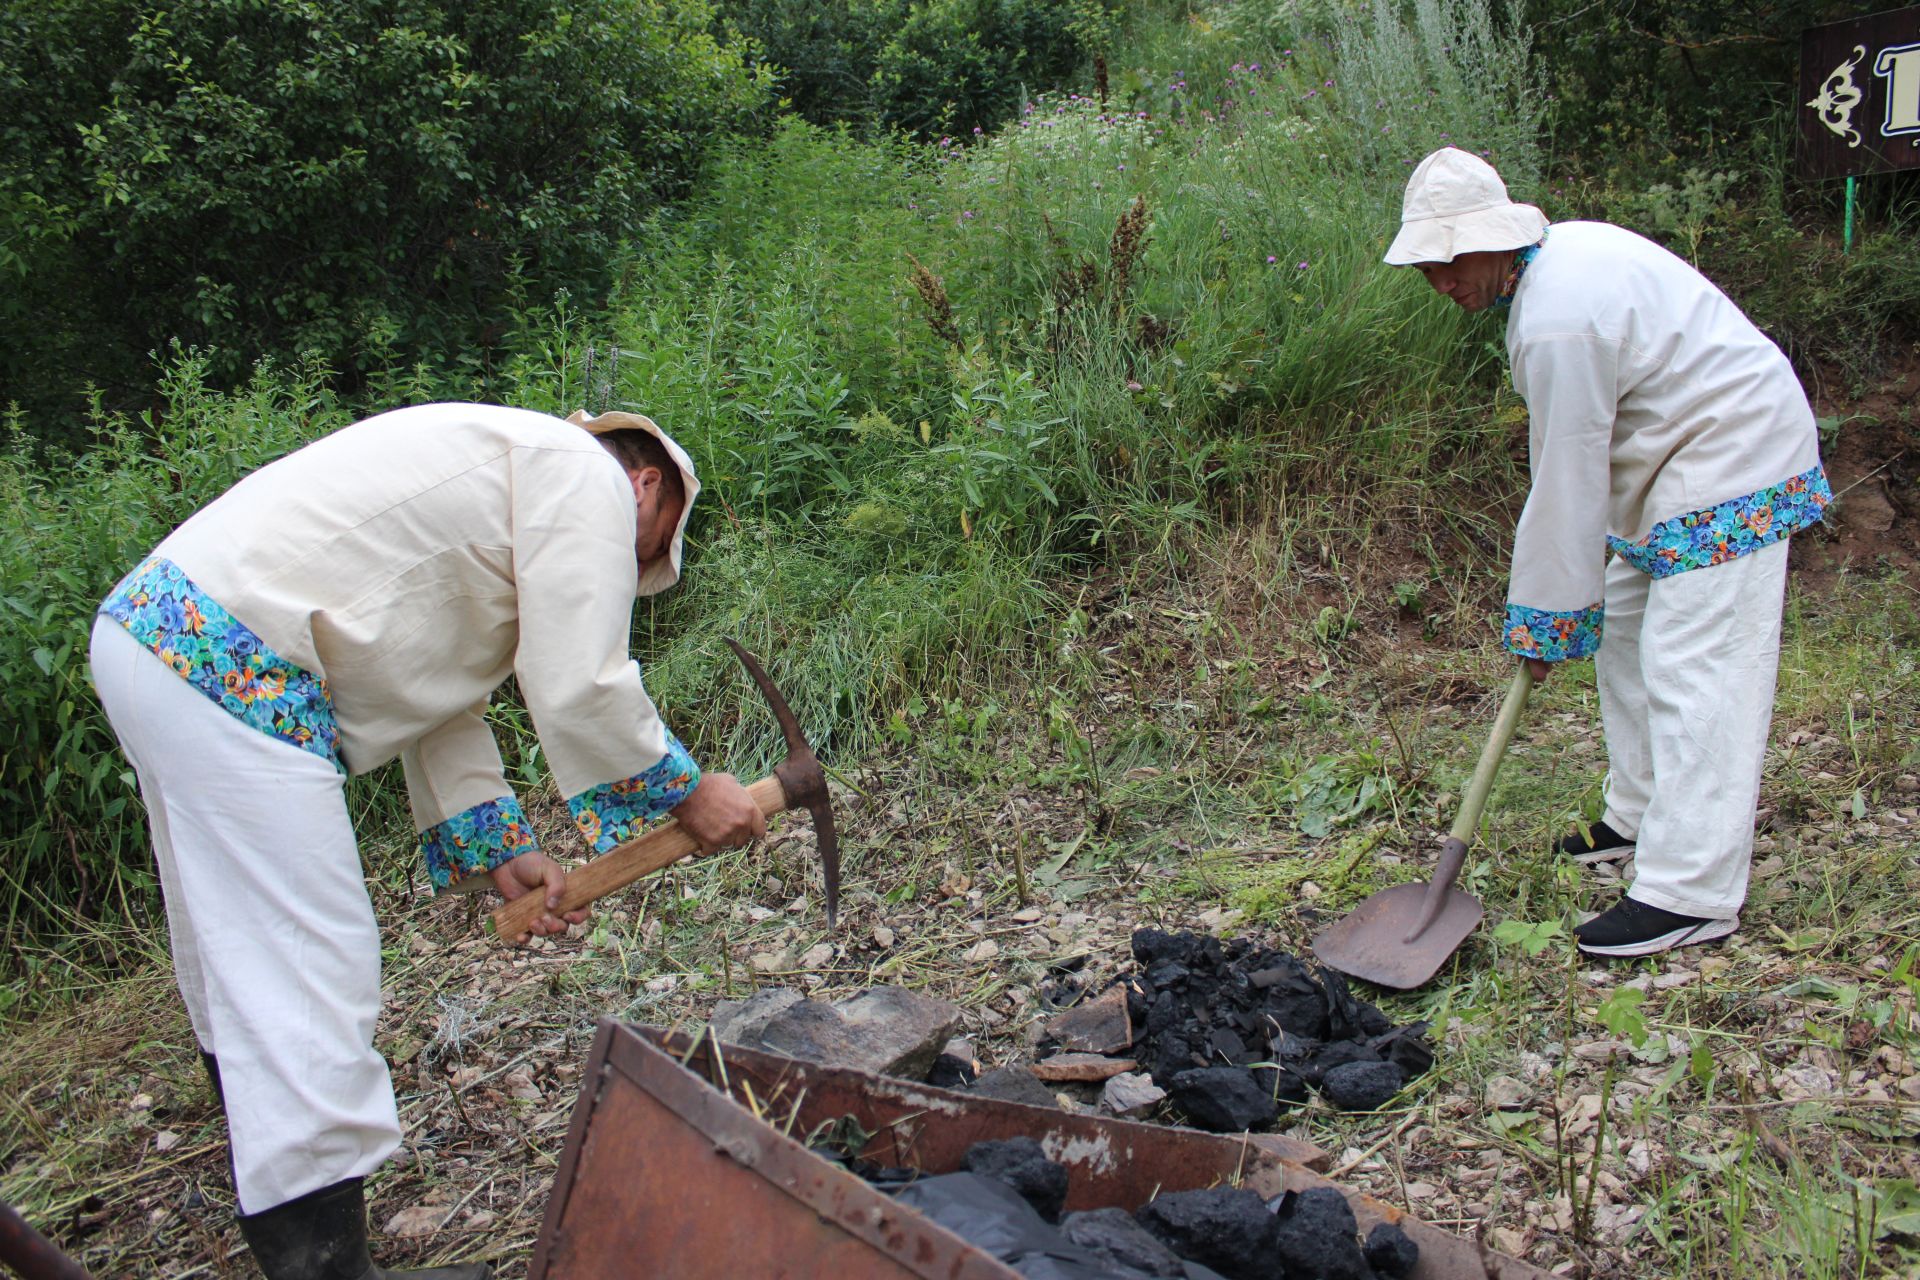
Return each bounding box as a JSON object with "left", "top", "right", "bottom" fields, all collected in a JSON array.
[
  {"left": 1876, "top": 42, "right": 1920, "bottom": 136},
  {"left": 1808, "top": 44, "right": 1867, "bottom": 147}
]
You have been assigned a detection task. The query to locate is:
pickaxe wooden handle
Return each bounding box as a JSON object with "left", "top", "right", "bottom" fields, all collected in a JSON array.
[{"left": 490, "top": 641, "right": 839, "bottom": 942}]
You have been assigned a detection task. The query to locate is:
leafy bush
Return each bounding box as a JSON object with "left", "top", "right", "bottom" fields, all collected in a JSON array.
[
  {"left": 1524, "top": 0, "right": 1859, "bottom": 162},
  {"left": 724, "top": 0, "right": 1108, "bottom": 137},
  {"left": 0, "top": 0, "right": 771, "bottom": 430}
]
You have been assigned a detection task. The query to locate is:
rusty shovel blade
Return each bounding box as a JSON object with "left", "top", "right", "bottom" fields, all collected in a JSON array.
[
  {"left": 1311, "top": 668, "right": 1533, "bottom": 991},
  {"left": 1310, "top": 883, "right": 1484, "bottom": 990}
]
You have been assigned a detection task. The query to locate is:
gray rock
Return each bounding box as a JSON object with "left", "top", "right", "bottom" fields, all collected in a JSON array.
[
  {"left": 1100, "top": 1071, "right": 1167, "bottom": 1120},
  {"left": 832, "top": 986, "right": 965, "bottom": 1080},
  {"left": 715, "top": 984, "right": 964, "bottom": 1079},
  {"left": 969, "top": 1065, "right": 1063, "bottom": 1110},
  {"left": 707, "top": 987, "right": 805, "bottom": 1047},
  {"left": 1044, "top": 985, "right": 1133, "bottom": 1055}
]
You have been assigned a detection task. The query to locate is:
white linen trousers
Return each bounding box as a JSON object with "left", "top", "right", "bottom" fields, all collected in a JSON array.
[
  {"left": 1595, "top": 540, "right": 1790, "bottom": 920},
  {"left": 89, "top": 617, "right": 401, "bottom": 1213}
]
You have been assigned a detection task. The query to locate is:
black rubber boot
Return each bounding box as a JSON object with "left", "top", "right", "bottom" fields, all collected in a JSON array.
[
  {"left": 199, "top": 1049, "right": 240, "bottom": 1193},
  {"left": 237, "top": 1178, "right": 489, "bottom": 1280},
  {"left": 201, "top": 1049, "right": 225, "bottom": 1109}
]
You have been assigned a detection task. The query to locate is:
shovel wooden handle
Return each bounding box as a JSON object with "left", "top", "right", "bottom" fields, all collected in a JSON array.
[
  {"left": 491, "top": 775, "right": 788, "bottom": 942},
  {"left": 1447, "top": 665, "right": 1534, "bottom": 845}
]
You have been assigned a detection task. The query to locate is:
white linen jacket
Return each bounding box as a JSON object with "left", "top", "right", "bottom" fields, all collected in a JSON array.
[
  {"left": 1501, "top": 221, "right": 1830, "bottom": 660},
  {"left": 101, "top": 403, "right": 700, "bottom": 888}
]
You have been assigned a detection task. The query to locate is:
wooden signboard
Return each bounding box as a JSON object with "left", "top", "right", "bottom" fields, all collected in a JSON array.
[{"left": 1800, "top": 6, "right": 1920, "bottom": 180}]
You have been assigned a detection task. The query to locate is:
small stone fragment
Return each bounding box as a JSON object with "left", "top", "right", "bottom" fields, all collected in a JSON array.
[
  {"left": 1100, "top": 1071, "right": 1167, "bottom": 1119},
  {"left": 1044, "top": 984, "right": 1133, "bottom": 1055},
  {"left": 1321, "top": 1060, "right": 1406, "bottom": 1111},
  {"left": 968, "top": 1065, "right": 1062, "bottom": 1110},
  {"left": 1032, "top": 1053, "right": 1138, "bottom": 1083},
  {"left": 708, "top": 987, "right": 805, "bottom": 1046},
  {"left": 383, "top": 1205, "right": 444, "bottom": 1238},
  {"left": 1483, "top": 1075, "right": 1528, "bottom": 1110},
  {"left": 962, "top": 1135, "right": 1069, "bottom": 1223}
]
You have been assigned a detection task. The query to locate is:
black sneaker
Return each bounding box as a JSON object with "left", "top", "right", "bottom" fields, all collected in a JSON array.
[
  {"left": 1573, "top": 897, "right": 1737, "bottom": 958},
  {"left": 1555, "top": 819, "right": 1635, "bottom": 864}
]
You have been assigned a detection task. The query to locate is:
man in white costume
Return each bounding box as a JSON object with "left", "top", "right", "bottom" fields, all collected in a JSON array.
[
  {"left": 89, "top": 404, "right": 766, "bottom": 1278},
  {"left": 1385, "top": 148, "right": 1831, "bottom": 958}
]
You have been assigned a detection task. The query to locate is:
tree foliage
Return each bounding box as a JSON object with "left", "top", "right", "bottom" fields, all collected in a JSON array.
[
  {"left": 724, "top": 0, "right": 1112, "bottom": 137},
  {"left": 0, "top": 0, "right": 771, "bottom": 427}
]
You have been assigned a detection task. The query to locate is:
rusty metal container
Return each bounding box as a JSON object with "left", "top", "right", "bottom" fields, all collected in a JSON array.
[{"left": 529, "top": 1021, "right": 1550, "bottom": 1280}]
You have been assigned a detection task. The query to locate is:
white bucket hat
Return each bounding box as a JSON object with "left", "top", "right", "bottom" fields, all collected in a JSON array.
[
  {"left": 1384, "top": 147, "right": 1547, "bottom": 266},
  {"left": 567, "top": 409, "right": 701, "bottom": 596}
]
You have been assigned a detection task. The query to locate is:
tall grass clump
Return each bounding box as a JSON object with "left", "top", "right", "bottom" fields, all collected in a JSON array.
[{"left": 1336, "top": 0, "right": 1545, "bottom": 189}]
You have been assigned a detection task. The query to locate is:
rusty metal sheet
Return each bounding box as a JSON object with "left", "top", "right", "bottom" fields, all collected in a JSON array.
[{"left": 531, "top": 1022, "right": 1555, "bottom": 1280}]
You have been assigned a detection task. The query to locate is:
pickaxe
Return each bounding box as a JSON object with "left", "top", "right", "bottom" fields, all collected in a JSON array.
[{"left": 491, "top": 640, "right": 839, "bottom": 942}]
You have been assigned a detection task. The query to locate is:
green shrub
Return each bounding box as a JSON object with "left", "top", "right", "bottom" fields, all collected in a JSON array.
[
  {"left": 0, "top": 0, "right": 771, "bottom": 431},
  {"left": 724, "top": 0, "right": 1107, "bottom": 137},
  {"left": 0, "top": 354, "right": 346, "bottom": 948}
]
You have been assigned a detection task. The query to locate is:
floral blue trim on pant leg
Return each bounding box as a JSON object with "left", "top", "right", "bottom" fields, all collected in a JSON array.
[
  {"left": 1503, "top": 601, "right": 1604, "bottom": 661},
  {"left": 1608, "top": 464, "right": 1833, "bottom": 578},
  {"left": 568, "top": 734, "right": 702, "bottom": 854},
  {"left": 420, "top": 795, "right": 540, "bottom": 891}
]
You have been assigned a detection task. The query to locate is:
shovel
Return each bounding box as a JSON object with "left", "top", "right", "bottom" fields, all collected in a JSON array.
[{"left": 1311, "top": 665, "right": 1533, "bottom": 989}]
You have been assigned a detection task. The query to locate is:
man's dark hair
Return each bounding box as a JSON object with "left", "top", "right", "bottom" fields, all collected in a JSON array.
[{"left": 594, "top": 428, "right": 684, "bottom": 502}]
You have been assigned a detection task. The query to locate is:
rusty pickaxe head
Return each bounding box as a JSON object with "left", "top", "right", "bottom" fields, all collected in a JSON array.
[{"left": 726, "top": 639, "right": 839, "bottom": 927}]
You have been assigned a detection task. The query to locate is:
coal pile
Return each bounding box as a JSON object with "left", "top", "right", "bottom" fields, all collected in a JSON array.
[
  {"left": 862, "top": 1137, "right": 1421, "bottom": 1279},
  {"left": 1117, "top": 930, "right": 1433, "bottom": 1128}
]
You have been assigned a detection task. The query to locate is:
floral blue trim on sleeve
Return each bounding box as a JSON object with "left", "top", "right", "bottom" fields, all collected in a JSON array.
[
  {"left": 99, "top": 556, "right": 343, "bottom": 772},
  {"left": 1609, "top": 464, "right": 1833, "bottom": 578},
  {"left": 567, "top": 733, "right": 701, "bottom": 854},
  {"left": 420, "top": 794, "right": 540, "bottom": 891},
  {"left": 1503, "top": 601, "right": 1604, "bottom": 661}
]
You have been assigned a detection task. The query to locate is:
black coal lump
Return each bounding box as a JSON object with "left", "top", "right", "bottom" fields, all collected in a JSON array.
[
  {"left": 1320, "top": 968, "right": 1394, "bottom": 1041},
  {"left": 1135, "top": 1186, "right": 1277, "bottom": 1280},
  {"left": 1168, "top": 1066, "right": 1278, "bottom": 1133},
  {"left": 963, "top": 1136, "right": 1070, "bottom": 1223},
  {"left": 1269, "top": 1188, "right": 1371, "bottom": 1280},
  {"left": 1299, "top": 1039, "right": 1382, "bottom": 1088},
  {"left": 929, "top": 1051, "right": 978, "bottom": 1089},
  {"left": 1363, "top": 1220, "right": 1420, "bottom": 1278},
  {"left": 1320, "top": 1060, "right": 1407, "bottom": 1112},
  {"left": 1132, "top": 928, "right": 1193, "bottom": 967},
  {"left": 1061, "top": 1207, "right": 1190, "bottom": 1278},
  {"left": 1251, "top": 1065, "right": 1310, "bottom": 1109},
  {"left": 1367, "top": 1023, "right": 1435, "bottom": 1079}
]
